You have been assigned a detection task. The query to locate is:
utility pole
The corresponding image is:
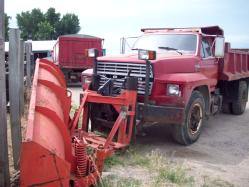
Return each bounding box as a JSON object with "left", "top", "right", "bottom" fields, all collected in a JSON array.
[{"left": 0, "top": 0, "right": 11, "bottom": 186}]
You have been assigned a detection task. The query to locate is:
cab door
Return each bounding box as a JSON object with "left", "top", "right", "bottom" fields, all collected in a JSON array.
[{"left": 199, "top": 38, "right": 219, "bottom": 91}]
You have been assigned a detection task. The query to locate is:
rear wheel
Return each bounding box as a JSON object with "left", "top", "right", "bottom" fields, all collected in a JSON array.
[
  {"left": 231, "top": 81, "right": 248, "bottom": 115},
  {"left": 222, "top": 102, "right": 232, "bottom": 114},
  {"left": 172, "top": 91, "right": 205, "bottom": 145}
]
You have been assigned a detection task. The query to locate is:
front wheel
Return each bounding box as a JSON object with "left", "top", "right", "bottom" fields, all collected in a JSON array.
[{"left": 172, "top": 91, "right": 205, "bottom": 145}]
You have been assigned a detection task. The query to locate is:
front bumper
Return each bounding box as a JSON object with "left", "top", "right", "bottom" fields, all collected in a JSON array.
[{"left": 137, "top": 103, "right": 184, "bottom": 125}]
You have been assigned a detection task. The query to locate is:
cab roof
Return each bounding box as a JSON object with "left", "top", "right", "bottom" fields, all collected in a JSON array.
[
  {"left": 59, "top": 34, "right": 103, "bottom": 40},
  {"left": 141, "top": 26, "right": 224, "bottom": 36}
]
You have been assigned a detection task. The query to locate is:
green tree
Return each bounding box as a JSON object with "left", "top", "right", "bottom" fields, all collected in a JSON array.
[
  {"left": 55, "top": 13, "right": 80, "bottom": 37},
  {"left": 16, "top": 11, "right": 32, "bottom": 40},
  {"left": 45, "top": 8, "right": 60, "bottom": 38},
  {"left": 16, "top": 8, "right": 44, "bottom": 40},
  {"left": 16, "top": 8, "right": 81, "bottom": 40},
  {"left": 35, "top": 21, "right": 53, "bottom": 40},
  {"left": 4, "top": 13, "right": 10, "bottom": 41}
]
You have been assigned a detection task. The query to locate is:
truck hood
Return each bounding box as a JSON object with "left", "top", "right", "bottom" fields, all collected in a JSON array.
[
  {"left": 97, "top": 53, "right": 200, "bottom": 75},
  {"left": 98, "top": 54, "right": 146, "bottom": 63}
]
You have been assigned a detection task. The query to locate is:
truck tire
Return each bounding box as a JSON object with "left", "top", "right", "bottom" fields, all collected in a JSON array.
[
  {"left": 172, "top": 91, "right": 205, "bottom": 145},
  {"left": 222, "top": 102, "right": 231, "bottom": 114},
  {"left": 231, "top": 81, "right": 248, "bottom": 115},
  {"left": 89, "top": 103, "right": 118, "bottom": 131}
]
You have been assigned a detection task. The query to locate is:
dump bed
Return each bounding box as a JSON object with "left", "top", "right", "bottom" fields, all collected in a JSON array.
[
  {"left": 53, "top": 34, "right": 103, "bottom": 69},
  {"left": 220, "top": 43, "right": 249, "bottom": 81}
]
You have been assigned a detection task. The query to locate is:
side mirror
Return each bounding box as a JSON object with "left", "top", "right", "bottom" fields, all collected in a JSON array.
[
  {"left": 138, "top": 49, "right": 156, "bottom": 60},
  {"left": 214, "top": 37, "right": 225, "bottom": 58}
]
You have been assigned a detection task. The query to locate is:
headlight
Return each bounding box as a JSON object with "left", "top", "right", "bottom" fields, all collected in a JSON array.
[
  {"left": 138, "top": 49, "right": 156, "bottom": 60},
  {"left": 87, "top": 48, "right": 99, "bottom": 58},
  {"left": 167, "top": 84, "right": 181, "bottom": 96},
  {"left": 81, "top": 75, "right": 92, "bottom": 90}
]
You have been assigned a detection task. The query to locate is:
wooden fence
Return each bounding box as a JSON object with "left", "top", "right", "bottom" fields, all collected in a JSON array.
[
  {"left": 0, "top": 0, "right": 10, "bottom": 186},
  {"left": 0, "top": 0, "right": 33, "bottom": 185}
]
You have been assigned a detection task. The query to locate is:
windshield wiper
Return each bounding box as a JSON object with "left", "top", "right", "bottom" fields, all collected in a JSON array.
[
  {"left": 131, "top": 48, "right": 139, "bottom": 50},
  {"left": 158, "top": 46, "right": 183, "bottom": 55}
]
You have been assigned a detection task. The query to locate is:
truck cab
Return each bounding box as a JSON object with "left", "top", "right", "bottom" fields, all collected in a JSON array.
[{"left": 83, "top": 26, "right": 248, "bottom": 145}]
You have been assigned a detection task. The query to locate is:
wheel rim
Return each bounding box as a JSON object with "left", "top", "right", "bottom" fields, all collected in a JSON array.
[{"left": 188, "top": 103, "right": 203, "bottom": 135}]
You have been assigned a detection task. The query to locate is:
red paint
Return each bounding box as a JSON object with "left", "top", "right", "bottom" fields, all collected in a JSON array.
[
  {"left": 221, "top": 42, "right": 249, "bottom": 81},
  {"left": 53, "top": 35, "right": 103, "bottom": 69},
  {"left": 20, "top": 59, "right": 72, "bottom": 186},
  {"left": 95, "top": 26, "right": 249, "bottom": 110},
  {"left": 53, "top": 35, "right": 103, "bottom": 84}
]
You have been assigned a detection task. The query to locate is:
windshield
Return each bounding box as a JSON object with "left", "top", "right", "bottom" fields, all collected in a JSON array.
[{"left": 132, "top": 34, "right": 197, "bottom": 55}]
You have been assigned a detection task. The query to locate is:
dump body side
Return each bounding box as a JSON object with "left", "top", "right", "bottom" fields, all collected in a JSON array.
[
  {"left": 53, "top": 36, "right": 103, "bottom": 69},
  {"left": 220, "top": 43, "right": 249, "bottom": 81}
]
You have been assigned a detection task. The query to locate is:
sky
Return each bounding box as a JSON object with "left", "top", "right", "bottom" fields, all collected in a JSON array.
[{"left": 4, "top": 0, "right": 249, "bottom": 54}]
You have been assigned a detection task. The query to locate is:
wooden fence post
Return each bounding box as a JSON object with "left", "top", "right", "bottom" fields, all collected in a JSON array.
[
  {"left": 25, "top": 42, "right": 32, "bottom": 87},
  {"left": 8, "top": 28, "right": 22, "bottom": 170},
  {"left": 0, "top": 0, "right": 10, "bottom": 186},
  {"left": 19, "top": 40, "right": 24, "bottom": 115}
]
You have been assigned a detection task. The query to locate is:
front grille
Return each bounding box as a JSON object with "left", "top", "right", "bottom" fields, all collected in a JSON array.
[{"left": 97, "top": 62, "right": 153, "bottom": 95}]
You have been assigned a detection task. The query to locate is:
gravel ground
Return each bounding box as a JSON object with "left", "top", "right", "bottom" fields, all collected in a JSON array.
[{"left": 136, "top": 103, "right": 249, "bottom": 186}]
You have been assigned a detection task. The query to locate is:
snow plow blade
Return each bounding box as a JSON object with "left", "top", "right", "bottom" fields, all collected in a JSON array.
[{"left": 20, "top": 58, "right": 72, "bottom": 186}]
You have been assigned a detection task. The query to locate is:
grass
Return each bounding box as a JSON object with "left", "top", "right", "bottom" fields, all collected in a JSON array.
[
  {"left": 103, "top": 146, "right": 151, "bottom": 170},
  {"left": 124, "top": 147, "right": 151, "bottom": 167},
  {"left": 102, "top": 147, "right": 195, "bottom": 187},
  {"left": 148, "top": 151, "right": 194, "bottom": 186},
  {"left": 154, "top": 166, "right": 194, "bottom": 186},
  {"left": 70, "top": 103, "right": 79, "bottom": 118},
  {"left": 100, "top": 175, "right": 141, "bottom": 187},
  {"left": 70, "top": 103, "right": 84, "bottom": 128},
  {"left": 104, "top": 153, "right": 124, "bottom": 170}
]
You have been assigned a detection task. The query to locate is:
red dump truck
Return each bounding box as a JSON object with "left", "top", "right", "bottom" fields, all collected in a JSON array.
[
  {"left": 53, "top": 34, "right": 103, "bottom": 85},
  {"left": 82, "top": 26, "right": 249, "bottom": 145}
]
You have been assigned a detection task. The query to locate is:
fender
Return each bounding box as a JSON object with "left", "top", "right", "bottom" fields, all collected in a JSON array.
[{"left": 153, "top": 72, "right": 212, "bottom": 107}]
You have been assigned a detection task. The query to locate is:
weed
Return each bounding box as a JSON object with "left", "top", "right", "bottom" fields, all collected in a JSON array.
[
  {"left": 104, "top": 153, "right": 124, "bottom": 171},
  {"left": 103, "top": 146, "right": 151, "bottom": 170},
  {"left": 130, "top": 152, "right": 150, "bottom": 167},
  {"left": 154, "top": 166, "right": 194, "bottom": 186},
  {"left": 146, "top": 151, "right": 194, "bottom": 186},
  {"left": 100, "top": 175, "right": 141, "bottom": 187},
  {"left": 70, "top": 104, "right": 78, "bottom": 118},
  {"left": 125, "top": 149, "right": 151, "bottom": 168}
]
